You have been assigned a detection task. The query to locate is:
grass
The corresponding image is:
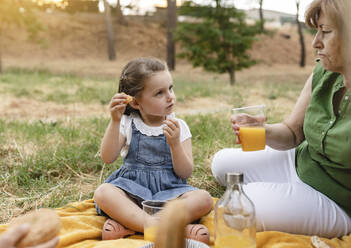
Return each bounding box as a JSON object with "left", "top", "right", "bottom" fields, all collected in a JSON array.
[
  {"left": 0, "top": 68, "right": 115, "bottom": 105},
  {"left": 0, "top": 65, "right": 309, "bottom": 223}
]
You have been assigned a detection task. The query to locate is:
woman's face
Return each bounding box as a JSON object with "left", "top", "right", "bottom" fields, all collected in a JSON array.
[{"left": 312, "top": 12, "right": 345, "bottom": 73}]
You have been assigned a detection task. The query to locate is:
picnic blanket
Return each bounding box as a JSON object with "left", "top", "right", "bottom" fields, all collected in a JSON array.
[{"left": 1, "top": 198, "right": 351, "bottom": 248}]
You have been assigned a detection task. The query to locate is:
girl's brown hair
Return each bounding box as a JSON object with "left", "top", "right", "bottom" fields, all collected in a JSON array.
[{"left": 118, "top": 57, "right": 168, "bottom": 115}]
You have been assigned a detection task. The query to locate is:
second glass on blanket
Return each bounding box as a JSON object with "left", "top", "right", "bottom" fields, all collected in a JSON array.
[
  {"left": 142, "top": 200, "right": 165, "bottom": 242},
  {"left": 232, "top": 105, "right": 266, "bottom": 152}
]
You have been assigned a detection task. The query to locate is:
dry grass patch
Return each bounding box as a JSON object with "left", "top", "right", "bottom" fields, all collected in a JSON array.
[{"left": 0, "top": 95, "right": 109, "bottom": 121}]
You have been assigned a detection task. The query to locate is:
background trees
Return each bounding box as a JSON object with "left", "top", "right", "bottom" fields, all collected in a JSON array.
[
  {"left": 115, "top": 0, "right": 127, "bottom": 25},
  {"left": 295, "top": 0, "right": 306, "bottom": 67},
  {"left": 0, "top": 0, "right": 22, "bottom": 73},
  {"left": 0, "top": 0, "right": 43, "bottom": 73},
  {"left": 258, "top": 0, "right": 264, "bottom": 33},
  {"left": 176, "top": 0, "right": 259, "bottom": 85},
  {"left": 167, "top": 0, "right": 177, "bottom": 70},
  {"left": 103, "top": 0, "right": 116, "bottom": 61},
  {"left": 1, "top": 1, "right": 312, "bottom": 75}
]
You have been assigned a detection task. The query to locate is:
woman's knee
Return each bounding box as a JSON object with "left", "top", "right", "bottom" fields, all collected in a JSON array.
[{"left": 211, "top": 148, "right": 236, "bottom": 186}]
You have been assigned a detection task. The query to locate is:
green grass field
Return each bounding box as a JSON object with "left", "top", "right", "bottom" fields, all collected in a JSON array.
[{"left": 0, "top": 65, "right": 310, "bottom": 223}]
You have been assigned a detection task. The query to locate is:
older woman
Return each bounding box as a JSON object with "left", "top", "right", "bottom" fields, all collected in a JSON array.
[{"left": 211, "top": 0, "right": 351, "bottom": 238}]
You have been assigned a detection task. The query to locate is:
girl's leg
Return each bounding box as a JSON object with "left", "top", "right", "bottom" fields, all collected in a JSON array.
[
  {"left": 178, "top": 190, "right": 213, "bottom": 245},
  {"left": 211, "top": 147, "right": 297, "bottom": 186},
  {"left": 244, "top": 181, "right": 351, "bottom": 238},
  {"left": 178, "top": 189, "right": 213, "bottom": 223},
  {"left": 94, "top": 183, "right": 144, "bottom": 232}
]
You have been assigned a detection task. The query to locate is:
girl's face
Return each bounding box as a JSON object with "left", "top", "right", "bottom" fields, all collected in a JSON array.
[
  {"left": 312, "top": 12, "right": 345, "bottom": 73},
  {"left": 135, "top": 70, "right": 176, "bottom": 124}
]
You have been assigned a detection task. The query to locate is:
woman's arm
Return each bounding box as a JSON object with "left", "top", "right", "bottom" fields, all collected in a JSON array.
[
  {"left": 100, "top": 120, "right": 126, "bottom": 164},
  {"left": 265, "top": 73, "right": 313, "bottom": 150},
  {"left": 163, "top": 119, "right": 194, "bottom": 179}
]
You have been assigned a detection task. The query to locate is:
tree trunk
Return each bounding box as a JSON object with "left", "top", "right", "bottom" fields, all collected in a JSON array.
[
  {"left": 259, "top": 0, "right": 264, "bottom": 33},
  {"left": 167, "top": 0, "right": 177, "bottom": 71},
  {"left": 116, "top": 0, "right": 126, "bottom": 25},
  {"left": 229, "top": 67, "right": 235, "bottom": 85},
  {"left": 296, "top": 1, "right": 305, "bottom": 67},
  {"left": 0, "top": 28, "right": 2, "bottom": 74},
  {"left": 103, "top": 0, "right": 116, "bottom": 61},
  {"left": 0, "top": 47, "right": 2, "bottom": 74}
]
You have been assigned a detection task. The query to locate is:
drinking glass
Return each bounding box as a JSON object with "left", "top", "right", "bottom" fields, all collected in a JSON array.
[
  {"left": 232, "top": 105, "right": 266, "bottom": 152},
  {"left": 142, "top": 200, "right": 165, "bottom": 242}
]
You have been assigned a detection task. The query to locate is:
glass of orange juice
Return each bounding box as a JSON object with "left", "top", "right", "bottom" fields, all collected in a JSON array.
[
  {"left": 233, "top": 105, "right": 266, "bottom": 152},
  {"left": 142, "top": 200, "right": 165, "bottom": 242}
]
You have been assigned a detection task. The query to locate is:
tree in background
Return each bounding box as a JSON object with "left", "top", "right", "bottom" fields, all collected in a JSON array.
[
  {"left": 115, "top": 0, "right": 127, "bottom": 25},
  {"left": 167, "top": 0, "right": 177, "bottom": 71},
  {"left": 0, "top": 1, "right": 22, "bottom": 73},
  {"left": 0, "top": 0, "right": 43, "bottom": 73},
  {"left": 65, "top": 0, "right": 99, "bottom": 13},
  {"left": 258, "top": 0, "right": 264, "bottom": 33},
  {"left": 34, "top": 0, "right": 99, "bottom": 13},
  {"left": 103, "top": 0, "right": 116, "bottom": 61},
  {"left": 176, "top": 0, "right": 259, "bottom": 85},
  {"left": 296, "top": 0, "right": 305, "bottom": 67},
  {"left": 242, "top": 0, "right": 265, "bottom": 33}
]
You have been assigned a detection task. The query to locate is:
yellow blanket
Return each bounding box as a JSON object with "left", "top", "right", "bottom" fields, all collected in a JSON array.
[{"left": 1, "top": 199, "right": 350, "bottom": 248}]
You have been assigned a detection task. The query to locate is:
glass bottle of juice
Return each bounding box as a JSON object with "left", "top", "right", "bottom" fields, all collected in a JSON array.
[{"left": 214, "top": 172, "right": 256, "bottom": 248}]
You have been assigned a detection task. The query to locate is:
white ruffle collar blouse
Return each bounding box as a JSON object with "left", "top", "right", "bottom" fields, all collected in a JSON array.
[{"left": 119, "top": 112, "right": 191, "bottom": 158}]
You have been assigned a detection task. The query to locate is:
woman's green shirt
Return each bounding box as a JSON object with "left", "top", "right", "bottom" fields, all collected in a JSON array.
[{"left": 296, "top": 62, "right": 351, "bottom": 217}]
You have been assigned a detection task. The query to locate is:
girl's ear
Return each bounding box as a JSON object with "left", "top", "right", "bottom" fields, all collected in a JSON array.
[{"left": 129, "top": 98, "right": 140, "bottom": 110}]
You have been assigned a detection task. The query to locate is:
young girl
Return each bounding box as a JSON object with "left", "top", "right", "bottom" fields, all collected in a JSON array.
[{"left": 94, "top": 57, "right": 213, "bottom": 244}]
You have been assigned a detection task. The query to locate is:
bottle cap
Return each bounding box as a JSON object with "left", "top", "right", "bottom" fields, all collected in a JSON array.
[{"left": 225, "top": 172, "right": 243, "bottom": 186}]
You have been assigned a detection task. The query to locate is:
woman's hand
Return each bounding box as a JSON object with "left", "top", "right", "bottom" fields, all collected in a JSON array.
[
  {"left": 163, "top": 119, "right": 180, "bottom": 148},
  {"left": 231, "top": 114, "right": 265, "bottom": 143},
  {"left": 0, "top": 224, "right": 59, "bottom": 248},
  {"left": 109, "top": 93, "right": 130, "bottom": 123}
]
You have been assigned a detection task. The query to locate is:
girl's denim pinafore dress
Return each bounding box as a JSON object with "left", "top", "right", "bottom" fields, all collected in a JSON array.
[{"left": 96, "top": 121, "right": 197, "bottom": 214}]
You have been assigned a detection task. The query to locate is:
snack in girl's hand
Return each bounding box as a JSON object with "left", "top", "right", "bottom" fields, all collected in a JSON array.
[
  {"left": 121, "top": 92, "right": 133, "bottom": 104},
  {"left": 9, "top": 208, "right": 61, "bottom": 248}
]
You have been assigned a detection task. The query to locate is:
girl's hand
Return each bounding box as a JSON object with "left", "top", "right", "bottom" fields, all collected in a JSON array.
[
  {"left": 0, "top": 224, "right": 59, "bottom": 248},
  {"left": 109, "top": 93, "right": 130, "bottom": 123},
  {"left": 231, "top": 114, "right": 265, "bottom": 144},
  {"left": 163, "top": 119, "right": 180, "bottom": 148}
]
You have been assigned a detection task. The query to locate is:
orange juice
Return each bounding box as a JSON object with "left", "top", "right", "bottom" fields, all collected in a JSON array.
[
  {"left": 215, "top": 234, "right": 256, "bottom": 248},
  {"left": 239, "top": 127, "right": 265, "bottom": 151},
  {"left": 144, "top": 226, "right": 157, "bottom": 242}
]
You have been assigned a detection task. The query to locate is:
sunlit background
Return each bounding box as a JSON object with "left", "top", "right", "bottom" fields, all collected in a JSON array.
[
  {"left": 33, "top": 0, "right": 69, "bottom": 8},
  {"left": 31, "top": 0, "right": 314, "bottom": 19},
  {"left": 0, "top": 0, "right": 322, "bottom": 228}
]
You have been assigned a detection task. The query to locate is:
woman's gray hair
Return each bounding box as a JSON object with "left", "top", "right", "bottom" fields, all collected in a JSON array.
[{"left": 305, "top": 0, "right": 351, "bottom": 70}]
